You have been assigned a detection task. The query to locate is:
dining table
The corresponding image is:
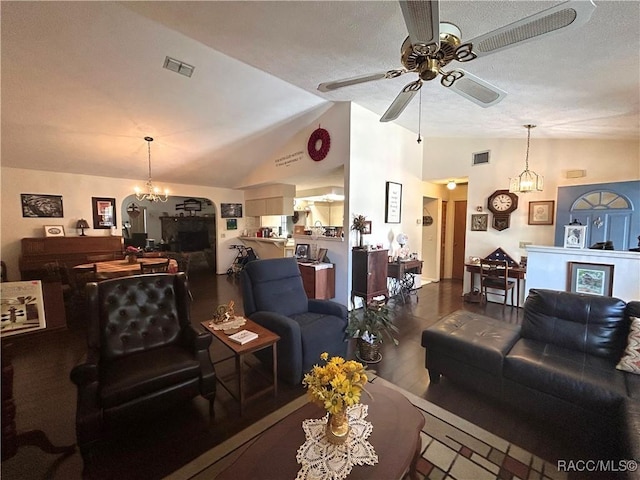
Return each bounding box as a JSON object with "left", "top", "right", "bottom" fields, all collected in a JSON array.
[{"left": 73, "top": 257, "right": 179, "bottom": 280}]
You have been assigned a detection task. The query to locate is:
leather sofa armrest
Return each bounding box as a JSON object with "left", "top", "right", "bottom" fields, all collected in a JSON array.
[
  {"left": 69, "top": 350, "right": 100, "bottom": 386},
  {"left": 308, "top": 299, "right": 348, "bottom": 325},
  {"left": 181, "top": 324, "right": 212, "bottom": 351}
]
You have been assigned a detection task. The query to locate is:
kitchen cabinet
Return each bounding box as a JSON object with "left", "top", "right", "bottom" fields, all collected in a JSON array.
[
  {"left": 245, "top": 197, "right": 293, "bottom": 216},
  {"left": 299, "top": 262, "right": 335, "bottom": 299},
  {"left": 351, "top": 249, "right": 388, "bottom": 306}
]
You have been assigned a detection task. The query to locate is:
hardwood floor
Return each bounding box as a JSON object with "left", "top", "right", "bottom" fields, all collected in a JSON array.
[{"left": 2, "top": 264, "right": 613, "bottom": 479}]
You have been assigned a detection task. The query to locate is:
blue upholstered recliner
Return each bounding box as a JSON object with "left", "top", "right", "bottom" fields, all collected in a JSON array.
[{"left": 241, "top": 257, "right": 348, "bottom": 385}]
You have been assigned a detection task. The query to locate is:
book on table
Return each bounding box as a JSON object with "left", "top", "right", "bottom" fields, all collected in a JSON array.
[{"left": 229, "top": 329, "right": 259, "bottom": 345}]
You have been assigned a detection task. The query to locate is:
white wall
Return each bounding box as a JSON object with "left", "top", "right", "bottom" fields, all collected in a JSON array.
[
  {"left": 422, "top": 138, "right": 640, "bottom": 293},
  {"left": 1, "top": 167, "right": 242, "bottom": 279},
  {"left": 349, "top": 103, "right": 423, "bottom": 307}
]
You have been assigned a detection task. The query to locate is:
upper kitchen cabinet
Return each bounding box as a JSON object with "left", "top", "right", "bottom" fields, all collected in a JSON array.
[{"left": 245, "top": 196, "right": 293, "bottom": 216}]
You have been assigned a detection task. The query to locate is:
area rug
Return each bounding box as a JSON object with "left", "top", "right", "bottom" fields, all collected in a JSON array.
[{"left": 164, "top": 376, "right": 565, "bottom": 480}]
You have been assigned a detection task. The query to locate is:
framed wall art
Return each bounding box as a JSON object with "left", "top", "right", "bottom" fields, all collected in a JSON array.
[
  {"left": 528, "top": 200, "right": 555, "bottom": 225},
  {"left": 226, "top": 219, "right": 238, "bottom": 230},
  {"left": 385, "top": 181, "right": 402, "bottom": 223},
  {"left": 362, "top": 221, "right": 372, "bottom": 235},
  {"left": 567, "top": 262, "right": 614, "bottom": 297},
  {"left": 44, "top": 225, "right": 65, "bottom": 237},
  {"left": 1, "top": 280, "right": 47, "bottom": 338},
  {"left": 21, "top": 194, "right": 63, "bottom": 218},
  {"left": 221, "top": 203, "right": 243, "bottom": 218},
  {"left": 470, "top": 214, "right": 488, "bottom": 231},
  {"left": 92, "top": 197, "right": 116, "bottom": 229},
  {"left": 563, "top": 225, "right": 587, "bottom": 249}
]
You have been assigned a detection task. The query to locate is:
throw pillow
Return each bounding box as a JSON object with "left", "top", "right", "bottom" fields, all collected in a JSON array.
[{"left": 617, "top": 316, "right": 640, "bottom": 375}]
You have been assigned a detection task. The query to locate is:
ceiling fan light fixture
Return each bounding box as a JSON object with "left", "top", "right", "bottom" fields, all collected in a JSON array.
[
  {"left": 509, "top": 125, "right": 544, "bottom": 194},
  {"left": 135, "top": 137, "right": 169, "bottom": 203}
]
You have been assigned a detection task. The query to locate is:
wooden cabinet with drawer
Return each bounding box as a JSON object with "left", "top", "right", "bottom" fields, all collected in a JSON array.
[{"left": 298, "top": 262, "right": 335, "bottom": 300}]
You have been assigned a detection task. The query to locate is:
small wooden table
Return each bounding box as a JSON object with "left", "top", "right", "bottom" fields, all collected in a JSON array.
[
  {"left": 74, "top": 258, "right": 178, "bottom": 280},
  {"left": 201, "top": 318, "right": 280, "bottom": 416},
  {"left": 215, "top": 380, "right": 425, "bottom": 479},
  {"left": 387, "top": 259, "right": 423, "bottom": 303},
  {"left": 465, "top": 263, "right": 526, "bottom": 307}
]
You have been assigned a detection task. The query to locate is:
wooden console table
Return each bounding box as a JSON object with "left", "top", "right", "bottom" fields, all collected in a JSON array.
[{"left": 387, "top": 259, "right": 423, "bottom": 303}]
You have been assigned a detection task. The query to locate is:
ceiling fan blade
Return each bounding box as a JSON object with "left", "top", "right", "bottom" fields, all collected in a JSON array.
[
  {"left": 380, "top": 80, "right": 422, "bottom": 122},
  {"left": 443, "top": 69, "right": 506, "bottom": 108},
  {"left": 467, "top": 0, "right": 596, "bottom": 58},
  {"left": 399, "top": 0, "right": 440, "bottom": 55},
  {"left": 317, "top": 69, "right": 405, "bottom": 92}
]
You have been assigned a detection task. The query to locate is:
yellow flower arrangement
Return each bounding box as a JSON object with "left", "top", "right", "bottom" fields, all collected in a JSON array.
[{"left": 302, "top": 352, "right": 368, "bottom": 415}]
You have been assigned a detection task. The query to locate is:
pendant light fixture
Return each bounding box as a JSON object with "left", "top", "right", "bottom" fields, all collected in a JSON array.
[
  {"left": 135, "top": 136, "right": 169, "bottom": 202},
  {"left": 509, "top": 124, "right": 543, "bottom": 193}
]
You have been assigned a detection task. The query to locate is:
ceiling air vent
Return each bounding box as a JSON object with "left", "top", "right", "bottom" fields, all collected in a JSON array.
[{"left": 163, "top": 56, "right": 195, "bottom": 78}]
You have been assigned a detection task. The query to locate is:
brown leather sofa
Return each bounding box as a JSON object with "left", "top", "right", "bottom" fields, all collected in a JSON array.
[
  {"left": 70, "top": 272, "right": 216, "bottom": 462},
  {"left": 422, "top": 289, "right": 640, "bottom": 477}
]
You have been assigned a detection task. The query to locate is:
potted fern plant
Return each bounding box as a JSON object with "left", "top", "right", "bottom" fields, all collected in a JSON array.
[{"left": 346, "top": 300, "right": 399, "bottom": 363}]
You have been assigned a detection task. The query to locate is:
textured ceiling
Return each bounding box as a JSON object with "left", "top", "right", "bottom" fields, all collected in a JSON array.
[{"left": 2, "top": 1, "right": 639, "bottom": 190}]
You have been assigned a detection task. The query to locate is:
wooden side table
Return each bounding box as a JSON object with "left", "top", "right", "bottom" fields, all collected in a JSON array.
[{"left": 201, "top": 319, "right": 280, "bottom": 415}]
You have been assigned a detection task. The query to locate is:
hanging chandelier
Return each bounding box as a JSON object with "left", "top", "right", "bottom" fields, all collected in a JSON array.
[
  {"left": 509, "top": 124, "right": 543, "bottom": 193},
  {"left": 135, "top": 136, "right": 169, "bottom": 202}
]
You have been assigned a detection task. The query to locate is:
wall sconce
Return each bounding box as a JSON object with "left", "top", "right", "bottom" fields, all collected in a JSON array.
[
  {"left": 447, "top": 180, "right": 456, "bottom": 190},
  {"left": 76, "top": 219, "right": 90, "bottom": 236}
]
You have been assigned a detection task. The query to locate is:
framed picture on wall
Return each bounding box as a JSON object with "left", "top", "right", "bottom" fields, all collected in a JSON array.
[
  {"left": 221, "top": 203, "right": 243, "bottom": 218},
  {"left": 528, "top": 201, "right": 555, "bottom": 225},
  {"left": 470, "top": 214, "right": 488, "bottom": 231},
  {"left": 92, "top": 197, "right": 116, "bottom": 229},
  {"left": 567, "top": 262, "right": 614, "bottom": 296},
  {"left": 21, "top": 194, "right": 63, "bottom": 218},
  {"left": 385, "top": 181, "right": 402, "bottom": 223}
]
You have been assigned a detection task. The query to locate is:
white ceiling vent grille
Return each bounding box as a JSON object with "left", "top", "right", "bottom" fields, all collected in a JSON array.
[{"left": 163, "top": 56, "right": 195, "bottom": 78}]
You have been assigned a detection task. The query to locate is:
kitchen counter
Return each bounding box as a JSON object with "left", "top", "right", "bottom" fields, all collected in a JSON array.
[{"left": 239, "top": 236, "right": 293, "bottom": 259}]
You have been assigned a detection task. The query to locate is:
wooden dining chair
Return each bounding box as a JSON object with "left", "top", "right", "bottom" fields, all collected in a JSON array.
[
  {"left": 479, "top": 259, "right": 516, "bottom": 307},
  {"left": 140, "top": 259, "right": 170, "bottom": 274}
]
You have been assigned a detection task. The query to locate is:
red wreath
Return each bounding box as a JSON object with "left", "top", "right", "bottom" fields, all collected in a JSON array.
[{"left": 307, "top": 127, "right": 331, "bottom": 162}]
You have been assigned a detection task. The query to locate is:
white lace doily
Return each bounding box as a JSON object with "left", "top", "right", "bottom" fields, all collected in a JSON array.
[
  {"left": 207, "top": 316, "right": 246, "bottom": 330},
  {"left": 295, "top": 404, "right": 378, "bottom": 480}
]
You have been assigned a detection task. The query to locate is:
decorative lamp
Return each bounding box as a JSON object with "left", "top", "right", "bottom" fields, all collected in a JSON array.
[
  {"left": 509, "top": 124, "right": 544, "bottom": 193},
  {"left": 134, "top": 136, "right": 169, "bottom": 202},
  {"left": 76, "top": 219, "right": 90, "bottom": 236},
  {"left": 447, "top": 180, "right": 457, "bottom": 190}
]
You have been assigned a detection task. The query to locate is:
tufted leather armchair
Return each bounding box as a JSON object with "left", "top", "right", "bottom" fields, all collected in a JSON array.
[
  {"left": 241, "top": 257, "right": 347, "bottom": 385},
  {"left": 70, "top": 273, "right": 216, "bottom": 460}
]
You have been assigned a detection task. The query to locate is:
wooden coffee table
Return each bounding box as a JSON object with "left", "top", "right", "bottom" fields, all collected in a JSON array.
[
  {"left": 201, "top": 318, "right": 279, "bottom": 416},
  {"left": 215, "top": 380, "right": 425, "bottom": 479}
]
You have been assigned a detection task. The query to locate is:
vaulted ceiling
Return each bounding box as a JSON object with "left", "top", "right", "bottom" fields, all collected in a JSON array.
[{"left": 2, "top": 1, "right": 638, "bottom": 189}]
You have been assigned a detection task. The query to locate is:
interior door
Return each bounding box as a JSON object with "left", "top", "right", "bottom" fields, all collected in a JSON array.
[
  {"left": 440, "top": 201, "right": 447, "bottom": 279},
  {"left": 452, "top": 201, "right": 467, "bottom": 280}
]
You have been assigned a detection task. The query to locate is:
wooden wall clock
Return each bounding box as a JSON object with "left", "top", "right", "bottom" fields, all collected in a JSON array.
[{"left": 487, "top": 190, "right": 518, "bottom": 231}]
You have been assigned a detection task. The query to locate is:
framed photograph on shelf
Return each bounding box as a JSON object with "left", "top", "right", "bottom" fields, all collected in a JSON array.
[
  {"left": 295, "top": 243, "right": 310, "bottom": 260},
  {"left": 567, "top": 262, "right": 614, "bottom": 296},
  {"left": 563, "top": 225, "right": 587, "bottom": 249},
  {"left": 470, "top": 214, "right": 488, "bottom": 231},
  {"left": 528, "top": 201, "right": 555, "bottom": 225},
  {"left": 385, "top": 181, "right": 402, "bottom": 223},
  {"left": 44, "top": 225, "right": 65, "bottom": 237},
  {"left": 21, "top": 194, "right": 63, "bottom": 218},
  {"left": 221, "top": 203, "right": 243, "bottom": 218},
  {"left": 92, "top": 197, "right": 116, "bottom": 229}
]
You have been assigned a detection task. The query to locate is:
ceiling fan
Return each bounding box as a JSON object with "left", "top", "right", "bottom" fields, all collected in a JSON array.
[{"left": 318, "top": 0, "right": 596, "bottom": 122}]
